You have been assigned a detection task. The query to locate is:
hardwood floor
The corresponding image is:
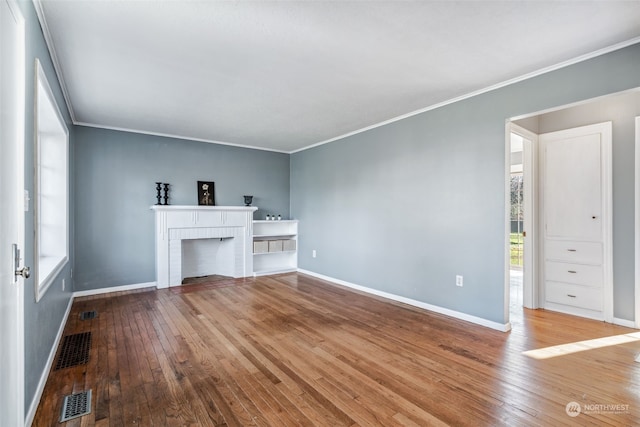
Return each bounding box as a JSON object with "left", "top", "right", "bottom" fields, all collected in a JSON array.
[{"left": 33, "top": 273, "right": 640, "bottom": 426}]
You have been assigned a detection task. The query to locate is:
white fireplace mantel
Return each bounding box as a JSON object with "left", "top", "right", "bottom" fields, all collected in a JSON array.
[{"left": 151, "top": 205, "right": 258, "bottom": 288}]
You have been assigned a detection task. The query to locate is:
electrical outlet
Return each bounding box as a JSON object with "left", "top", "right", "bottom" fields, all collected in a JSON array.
[
  {"left": 456, "top": 275, "right": 463, "bottom": 287},
  {"left": 312, "top": 249, "right": 316, "bottom": 258}
]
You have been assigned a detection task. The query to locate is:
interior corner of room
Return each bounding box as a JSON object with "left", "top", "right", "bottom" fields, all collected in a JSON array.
[{"left": 2, "top": 0, "right": 640, "bottom": 425}]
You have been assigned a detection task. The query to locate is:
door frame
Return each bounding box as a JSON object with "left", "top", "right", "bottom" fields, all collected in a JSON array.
[
  {"left": 504, "top": 121, "right": 539, "bottom": 323},
  {"left": 509, "top": 124, "right": 538, "bottom": 310},
  {"left": 0, "top": 0, "right": 26, "bottom": 424}
]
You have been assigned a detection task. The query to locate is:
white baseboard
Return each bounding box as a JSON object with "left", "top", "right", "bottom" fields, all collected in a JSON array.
[
  {"left": 613, "top": 317, "right": 637, "bottom": 329},
  {"left": 73, "top": 281, "right": 156, "bottom": 298},
  {"left": 297, "top": 269, "right": 511, "bottom": 332},
  {"left": 25, "top": 295, "right": 73, "bottom": 427}
]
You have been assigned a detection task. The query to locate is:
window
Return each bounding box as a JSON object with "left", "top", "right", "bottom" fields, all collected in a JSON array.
[{"left": 34, "top": 59, "right": 68, "bottom": 301}]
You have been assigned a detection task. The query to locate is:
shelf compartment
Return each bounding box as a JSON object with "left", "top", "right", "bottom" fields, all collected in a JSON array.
[
  {"left": 282, "top": 239, "right": 296, "bottom": 251},
  {"left": 252, "top": 220, "right": 298, "bottom": 276},
  {"left": 253, "top": 241, "right": 269, "bottom": 254},
  {"left": 253, "top": 250, "right": 296, "bottom": 256},
  {"left": 268, "top": 240, "right": 283, "bottom": 252}
]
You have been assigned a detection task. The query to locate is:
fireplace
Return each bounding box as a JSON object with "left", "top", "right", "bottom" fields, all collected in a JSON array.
[{"left": 151, "top": 205, "right": 258, "bottom": 288}]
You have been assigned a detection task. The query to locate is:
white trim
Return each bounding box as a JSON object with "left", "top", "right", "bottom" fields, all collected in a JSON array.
[
  {"left": 31, "top": 0, "right": 76, "bottom": 123},
  {"left": 298, "top": 269, "right": 511, "bottom": 332},
  {"left": 25, "top": 295, "right": 73, "bottom": 427},
  {"left": 73, "top": 281, "right": 156, "bottom": 298},
  {"left": 292, "top": 37, "right": 640, "bottom": 154},
  {"left": 509, "top": 88, "right": 640, "bottom": 124},
  {"left": 636, "top": 116, "right": 640, "bottom": 328},
  {"left": 74, "top": 121, "right": 291, "bottom": 154},
  {"left": 503, "top": 122, "right": 511, "bottom": 323},
  {"left": 601, "top": 122, "right": 614, "bottom": 324},
  {"left": 613, "top": 317, "right": 637, "bottom": 329},
  {"left": 34, "top": 58, "right": 70, "bottom": 303},
  {"left": 508, "top": 123, "right": 539, "bottom": 312}
]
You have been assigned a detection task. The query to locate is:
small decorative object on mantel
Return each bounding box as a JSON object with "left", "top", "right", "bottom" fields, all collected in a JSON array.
[
  {"left": 197, "top": 181, "right": 215, "bottom": 206},
  {"left": 277, "top": 214, "right": 282, "bottom": 221},
  {"left": 155, "top": 182, "right": 162, "bottom": 205},
  {"left": 155, "top": 182, "right": 170, "bottom": 205},
  {"left": 243, "top": 195, "right": 253, "bottom": 206},
  {"left": 266, "top": 214, "right": 271, "bottom": 221},
  {"left": 163, "top": 183, "right": 170, "bottom": 205}
]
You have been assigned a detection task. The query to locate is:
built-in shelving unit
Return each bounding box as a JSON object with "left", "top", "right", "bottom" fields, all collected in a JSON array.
[{"left": 252, "top": 220, "right": 298, "bottom": 276}]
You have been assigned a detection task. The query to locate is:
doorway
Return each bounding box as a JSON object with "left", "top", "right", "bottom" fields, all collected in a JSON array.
[
  {"left": 509, "top": 133, "right": 525, "bottom": 309},
  {"left": 506, "top": 118, "right": 614, "bottom": 325},
  {"left": 508, "top": 124, "right": 537, "bottom": 318}
]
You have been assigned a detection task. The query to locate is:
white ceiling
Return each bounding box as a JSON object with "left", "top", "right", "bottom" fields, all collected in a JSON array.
[{"left": 36, "top": 1, "right": 640, "bottom": 153}]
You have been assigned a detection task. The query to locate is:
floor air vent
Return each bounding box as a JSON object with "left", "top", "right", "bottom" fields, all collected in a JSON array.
[
  {"left": 60, "top": 390, "right": 91, "bottom": 422},
  {"left": 79, "top": 310, "right": 97, "bottom": 320},
  {"left": 55, "top": 332, "right": 92, "bottom": 370}
]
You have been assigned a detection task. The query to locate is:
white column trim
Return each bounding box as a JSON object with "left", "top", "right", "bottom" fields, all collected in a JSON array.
[{"left": 635, "top": 116, "right": 640, "bottom": 328}]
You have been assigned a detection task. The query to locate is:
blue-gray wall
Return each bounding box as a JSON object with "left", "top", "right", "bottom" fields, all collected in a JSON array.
[
  {"left": 291, "top": 43, "right": 640, "bottom": 325},
  {"left": 73, "top": 127, "right": 290, "bottom": 291},
  {"left": 18, "top": 0, "right": 74, "bottom": 416}
]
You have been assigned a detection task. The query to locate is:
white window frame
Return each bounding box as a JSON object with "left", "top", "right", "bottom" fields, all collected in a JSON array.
[{"left": 34, "top": 59, "right": 69, "bottom": 302}]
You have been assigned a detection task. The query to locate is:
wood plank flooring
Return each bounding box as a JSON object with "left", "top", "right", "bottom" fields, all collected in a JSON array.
[{"left": 33, "top": 273, "right": 640, "bottom": 426}]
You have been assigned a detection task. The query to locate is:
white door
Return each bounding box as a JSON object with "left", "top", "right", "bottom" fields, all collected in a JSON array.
[
  {"left": 540, "top": 122, "right": 612, "bottom": 321},
  {"left": 0, "top": 0, "right": 26, "bottom": 424}
]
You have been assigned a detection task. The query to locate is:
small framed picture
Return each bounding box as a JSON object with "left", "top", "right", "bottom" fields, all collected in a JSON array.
[{"left": 197, "top": 181, "right": 215, "bottom": 206}]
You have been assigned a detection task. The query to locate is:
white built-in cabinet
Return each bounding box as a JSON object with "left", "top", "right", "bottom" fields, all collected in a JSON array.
[
  {"left": 540, "top": 122, "right": 612, "bottom": 321},
  {"left": 252, "top": 220, "right": 298, "bottom": 276}
]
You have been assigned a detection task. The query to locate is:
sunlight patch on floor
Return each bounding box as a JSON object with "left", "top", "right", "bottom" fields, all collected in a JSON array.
[{"left": 523, "top": 332, "right": 640, "bottom": 360}]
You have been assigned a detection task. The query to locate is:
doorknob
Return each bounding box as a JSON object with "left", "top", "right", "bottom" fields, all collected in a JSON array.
[
  {"left": 16, "top": 266, "right": 30, "bottom": 279},
  {"left": 522, "top": 231, "right": 526, "bottom": 237},
  {"left": 12, "top": 244, "right": 30, "bottom": 281}
]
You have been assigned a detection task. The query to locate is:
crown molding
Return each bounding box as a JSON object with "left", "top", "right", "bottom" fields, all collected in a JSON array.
[
  {"left": 74, "top": 121, "right": 291, "bottom": 154},
  {"left": 292, "top": 37, "right": 640, "bottom": 154},
  {"left": 32, "top": 0, "right": 76, "bottom": 123}
]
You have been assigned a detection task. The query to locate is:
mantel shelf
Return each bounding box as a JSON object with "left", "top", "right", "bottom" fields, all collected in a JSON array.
[{"left": 151, "top": 205, "right": 258, "bottom": 212}]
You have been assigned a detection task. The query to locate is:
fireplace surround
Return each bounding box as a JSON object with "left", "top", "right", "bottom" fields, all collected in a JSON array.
[{"left": 151, "top": 205, "right": 258, "bottom": 288}]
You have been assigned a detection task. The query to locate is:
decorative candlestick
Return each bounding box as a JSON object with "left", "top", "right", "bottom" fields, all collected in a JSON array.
[
  {"left": 163, "top": 183, "right": 170, "bottom": 205},
  {"left": 155, "top": 182, "right": 162, "bottom": 205}
]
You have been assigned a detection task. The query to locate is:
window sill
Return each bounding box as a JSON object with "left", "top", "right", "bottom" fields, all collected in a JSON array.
[{"left": 36, "top": 255, "right": 68, "bottom": 302}]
